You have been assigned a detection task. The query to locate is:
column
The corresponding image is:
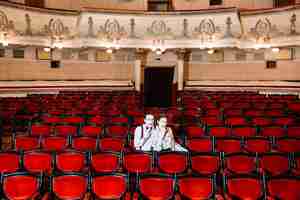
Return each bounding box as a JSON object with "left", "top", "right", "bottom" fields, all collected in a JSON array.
[
  {"left": 134, "top": 49, "right": 145, "bottom": 92},
  {"left": 176, "top": 49, "right": 187, "bottom": 91}
]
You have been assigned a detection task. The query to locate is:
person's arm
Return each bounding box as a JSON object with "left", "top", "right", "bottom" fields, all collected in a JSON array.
[{"left": 168, "top": 128, "right": 176, "bottom": 150}]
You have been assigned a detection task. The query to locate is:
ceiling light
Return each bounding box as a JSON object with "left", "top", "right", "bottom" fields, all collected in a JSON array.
[
  {"left": 207, "top": 49, "right": 214, "bottom": 54},
  {"left": 272, "top": 48, "right": 280, "bottom": 53},
  {"left": 44, "top": 47, "right": 51, "bottom": 52},
  {"left": 106, "top": 48, "right": 113, "bottom": 54},
  {"left": 156, "top": 50, "right": 162, "bottom": 55},
  {"left": 2, "top": 40, "right": 8, "bottom": 47}
]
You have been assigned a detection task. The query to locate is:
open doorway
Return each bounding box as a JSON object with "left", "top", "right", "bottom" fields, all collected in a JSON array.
[{"left": 144, "top": 67, "right": 174, "bottom": 107}]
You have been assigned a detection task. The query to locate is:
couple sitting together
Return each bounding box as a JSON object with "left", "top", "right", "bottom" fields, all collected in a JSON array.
[{"left": 134, "top": 114, "right": 187, "bottom": 152}]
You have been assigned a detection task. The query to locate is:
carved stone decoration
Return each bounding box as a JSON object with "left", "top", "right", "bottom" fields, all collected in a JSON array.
[
  {"left": 88, "top": 16, "right": 94, "bottom": 37},
  {"left": 25, "top": 14, "right": 32, "bottom": 36},
  {"left": 248, "top": 18, "right": 282, "bottom": 42},
  {"left": 290, "top": 14, "right": 297, "bottom": 35},
  {"left": 39, "top": 18, "right": 71, "bottom": 39},
  {"left": 182, "top": 19, "right": 189, "bottom": 38},
  {"left": 0, "top": 10, "right": 9, "bottom": 33},
  {"left": 146, "top": 20, "right": 173, "bottom": 39},
  {"left": 97, "top": 19, "right": 127, "bottom": 41},
  {"left": 224, "top": 17, "right": 233, "bottom": 38},
  {"left": 129, "top": 18, "right": 136, "bottom": 38},
  {"left": 193, "top": 19, "right": 221, "bottom": 41}
]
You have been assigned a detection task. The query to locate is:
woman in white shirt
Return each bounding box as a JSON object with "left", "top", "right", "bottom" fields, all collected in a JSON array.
[{"left": 155, "top": 116, "right": 188, "bottom": 152}]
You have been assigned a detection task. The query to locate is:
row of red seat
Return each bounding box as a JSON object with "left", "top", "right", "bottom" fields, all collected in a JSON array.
[
  {"left": 1, "top": 150, "right": 300, "bottom": 177},
  {"left": 1, "top": 158, "right": 300, "bottom": 199}
]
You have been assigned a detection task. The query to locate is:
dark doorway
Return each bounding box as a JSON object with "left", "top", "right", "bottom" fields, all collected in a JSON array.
[{"left": 144, "top": 67, "right": 174, "bottom": 107}]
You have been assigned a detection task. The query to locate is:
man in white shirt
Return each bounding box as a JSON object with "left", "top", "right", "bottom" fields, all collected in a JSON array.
[{"left": 134, "top": 114, "right": 160, "bottom": 151}]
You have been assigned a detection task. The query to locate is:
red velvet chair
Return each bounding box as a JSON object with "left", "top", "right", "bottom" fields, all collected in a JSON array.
[
  {"left": 186, "top": 137, "right": 214, "bottom": 153},
  {"left": 276, "top": 138, "right": 300, "bottom": 153},
  {"left": 23, "top": 150, "right": 53, "bottom": 174},
  {"left": 51, "top": 173, "right": 88, "bottom": 200},
  {"left": 0, "top": 152, "right": 20, "bottom": 173},
  {"left": 55, "top": 125, "right": 78, "bottom": 137},
  {"left": 232, "top": 126, "right": 257, "bottom": 137},
  {"left": 158, "top": 152, "right": 188, "bottom": 175},
  {"left": 80, "top": 125, "right": 102, "bottom": 137},
  {"left": 30, "top": 124, "right": 51, "bottom": 137},
  {"left": 91, "top": 174, "right": 128, "bottom": 199},
  {"left": 244, "top": 137, "right": 272, "bottom": 153},
  {"left": 123, "top": 152, "right": 153, "bottom": 174},
  {"left": 267, "top": 177, "right": 300, "bottom": 200},
  {"left": 287, "top": 127, "right": 300, "bottom": 137},
  {"left": 90, "top": 152, "right": 121, "bottom": 173},
  {"left": 209, "top": 127, "right": 231, "bottom": 137},
  {"left": 55, "top": 150, "right": 86, "bottom": 172},
  {"left": 178, "top": 175, "right": 216, "bottom": 199},
  {"left": 260, "top": 127, "right": 285, "bottom": 137},
  {"left": 185, "top": 126, "right": 205, "bottom": 138},
  {"left": 215, "top": 138, "right": 242, "bottom": 154},
  {"left": 258, "top": 153, "right": 290, "bottom": 176},
  {"left": 139, "top": 175, "right": 175, "bottom": 200},
  {"left": 14, "top": 135, "right": 40, "bottom": 151},
  {"left": 191, "top": 153, "right": 220, "bottom": 175},
  {"left": 71, "top": 136, "right": 98, "bottom": 151},
  {"left": 223, "top": 175, "right": 264, "bottom": 200},
  {"left": 2, "top": 172, "right": 42, "bottom": 200},
  {"left": 99, "top": 138, "right": 125, "bottom": 152},
  {"left": 41, "top": 136, "right": 69, "bottom": 151},
  {"left": 223, "top": 153, "right": 257, "bottom": 175},
  {"left": 106, "top": 125, "right": 128, "bottom": 138}
]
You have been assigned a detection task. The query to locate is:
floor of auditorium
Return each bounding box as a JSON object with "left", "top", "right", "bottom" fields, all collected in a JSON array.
[{"left": 0, "top": 90, "right": 300, "bottom": 199}]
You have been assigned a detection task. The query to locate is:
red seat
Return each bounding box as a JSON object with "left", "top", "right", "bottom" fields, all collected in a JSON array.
[
  {"left": 53, "top": 174, "right": 88, "bottom": 200},
  {"left": 158, "top": 152, "right": 187, "bottom": 175},
  {"left": 260, "top": 127, "right": 285, "bottom": 137},
  {"left": 252, "top": 117, "right": 272, "bottom": 126},
  {"left": 110, "top": 117, "right": 129, "bottom": 124},
  {"left": 139, "top": 176, "right": 174, "bottom": 200},
  {"left": 15, "top": 135, "right": 40, "bottom": 151},
  {"left": 209, "top": 127, "right": 231, "bottom": 137},
  {"left": 63, "top": 116, "right": 84, "bottom": 124},
  {"left": 191, "top": 154, "right": 220, "bottom": 175},
  {"left": 42, "top": 115, "right": 61, "bottom": 124},
  {"left": 226, "top": 117, "right": 248, "bottom": 126},
  {"left": 245, "top": 110, "right": 264, "bottom": 117},
  {"left": 41, "top": 136, "right": 68, "bottom": 151},
  {"left": 92, "top": 175, "right": 127, "bottom": 199},
  {"left": 267, "top": 178, "right": 300, "bottom": 200},
  {"left": 99, "top": 138, "right": 125, "bottom": 152},
  {"left": 287, "top": 127, "right": 300, "bottom": 137},
  {"left": 186, "top": 138, "right": 213, "bottom": 152},
  {"left": 178, "top": 177, "right": 214, "bottom": 199},
  {"left": 56, "top": 151, "right": 85, "bottom": 172},
  {"left": 277, "top": 138, "right": 300, "bottom": 153},
  {"left": 72, "top": 137, "right": 97, "bottom": 151},
  {"left": 274, "top": 117, "right": 294, "bottom": 126},
  {"left": 232, "top": 127, "right": 256, "bottom": 137},
  {"left": 91, "top": 152, "right": 120, "bottom": 173},
  {"left": 201, "top": 117, "right": 223, "bottom": 126},
  {"left": 31, "top": 124, "right": 51, "bottom": 136},
  {"left": 225, "top": 176, "right": 263, "bottom": 200},
  {"left": 0, "top": 152, "right": 20, "bottom": 173},
  {"left": 3, "top": 173, "right": 41, "bottom": 200},
  {"left": 244, "top": 138, "right": 271, "bottom": 153},
  {"left": 259, "top": 154, "right": 290, "bottom": 176},
  {"left": 265, "top": 110, "right": 284, "bottom": 117},
  {"left": 215, "top": 138, "right": 241, "bottom": 153},
  {"left": 123, "top": 153, "right": 152, "bottom": 173},
  {"left": 224, "top": 153, "right": 257, "bottom": 174},
  {"left": 23, "top": 151, "right": 52, "bottom": 174},
  {"left": 293, "top": 156, "right": 300, "bottom": 175},
  {"left": 55, "top": 125, "right": 77, "bottom": 136},
  {"left": 185, "top": 126, "right": 205, "bottom": 138},
  {"left": 106, "top": 125, "right": 128, "bottom": 137},
  {"left": 81, "top": 126, "right": 102, "bottom": 137},
  {"left": 88, "top": 115, "right": 104, "bottom": 125}
]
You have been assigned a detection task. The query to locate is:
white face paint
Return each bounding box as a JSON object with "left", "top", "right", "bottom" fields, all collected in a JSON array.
[
  {"left": 158, "top": 117, "right": 167, "bottom": 129},
  {"left": 144, "top": 114, "right": 154, "bottom": 128}
]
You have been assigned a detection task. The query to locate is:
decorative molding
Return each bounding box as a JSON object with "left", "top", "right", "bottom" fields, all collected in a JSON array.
[
  {"left": 193, "top": 19, "right": 221, "bottom": 42},
  {"left": 97, "top": 19, "right": 127, "bottom": 41},
  {"left": 146, "top": 20, "right": 173, "bottom": 39}
]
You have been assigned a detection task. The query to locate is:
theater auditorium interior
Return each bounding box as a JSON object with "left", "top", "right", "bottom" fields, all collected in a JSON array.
[{"left": 1, "top": 0, "right": 300, "bottom": 199}]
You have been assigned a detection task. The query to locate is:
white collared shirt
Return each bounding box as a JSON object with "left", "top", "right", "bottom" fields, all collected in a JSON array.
[{"left": 134, "top": 124, "right": 159, "bottom": 151}]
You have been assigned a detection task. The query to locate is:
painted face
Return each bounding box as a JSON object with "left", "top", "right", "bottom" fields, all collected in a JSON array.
[
  {"left": 158, "top": 117, "right": 167, "bottom": 129},
  {"left": 144, "top": 114, "right": 154, "bottom": 128}
]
